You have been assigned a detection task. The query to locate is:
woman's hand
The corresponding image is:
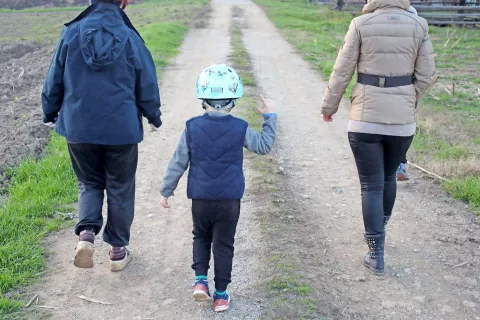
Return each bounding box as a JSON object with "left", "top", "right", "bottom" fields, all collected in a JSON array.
[
  {"left": 323, "top": 114, "right": 334, "bottom": 122},
  {"left": 257, "top": 94, "right": 275, "bottom": 115}
]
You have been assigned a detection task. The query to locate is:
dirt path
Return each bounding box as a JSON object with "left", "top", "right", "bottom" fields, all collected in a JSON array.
[
  {"left": 239, "top": 2, "right": 480, "bottom": 319},
  {"left": 28, "top": 1, "right": 479, "bottom": 319}
]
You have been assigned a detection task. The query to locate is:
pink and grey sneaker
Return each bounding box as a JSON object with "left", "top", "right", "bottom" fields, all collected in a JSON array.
[
  {"left": 213, "top": 291, "right": 230, "bottom": 312},
  {"left": 193, "top": 279, "right": 211, "bottom": 302},
  {"left": 396, "top": 163, "right": 409, "bottom": 181}
]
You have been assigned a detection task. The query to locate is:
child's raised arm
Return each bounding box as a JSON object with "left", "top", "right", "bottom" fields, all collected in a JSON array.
[
  {"left": 160, "top": 129, "right": 190, "bottom": 207},
  {"left": 244, "top": 95, "right": 278, "bottom": 155}
]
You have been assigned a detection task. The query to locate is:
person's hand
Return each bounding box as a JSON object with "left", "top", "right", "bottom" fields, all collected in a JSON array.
[
  {"left": 257, "top": 94, "right": 275, "bottom": 115},
  {"left": 160, "top": 192, "right": 174, "bottom": 208},
  {"left": 44, "top": 122, "right": 56, "bottom": 129},
  {"left": 323, "top": 114, "right": 333, "bottom": 122},
  {"left": 150, "top": 124, "right": 159, "bottom": 132},
  {"left": 160, "top": 196, "right": 170, "bottom": 208}
]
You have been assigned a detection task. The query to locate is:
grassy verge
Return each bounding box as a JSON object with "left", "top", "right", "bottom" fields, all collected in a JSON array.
[
  {"left": 231, "top": 8, "right": 319, "bottom": 319},
  {"left": 0, "top": 134, "right": 77, "bottom": 316},
  {"left": 0, "top": 0, "right": 208, "bottom": 45},
  {"left": 255, "top": 0, "right": 479, "bottom": 214},
  {"left": 0, "top": 0, "right": 208, "bottom": 315}
]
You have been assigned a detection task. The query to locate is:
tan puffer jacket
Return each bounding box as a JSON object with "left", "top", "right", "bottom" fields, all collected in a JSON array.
[{"left": 321, "top": 0, "right": 436, "bottom": 125}]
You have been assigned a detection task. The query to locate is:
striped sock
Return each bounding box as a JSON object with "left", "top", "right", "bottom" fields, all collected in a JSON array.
[
  {"left": 110, "top": 247, "right": 126, "bottom": 261},
  {"left": 196, "top": 275, "right": 208, "bottom": 281},
  {"left": 79, "top": 229, "right": 95, "bottom": 244},
  {"left": 215, "top": 290, "right": 226, "bottom": 296}
]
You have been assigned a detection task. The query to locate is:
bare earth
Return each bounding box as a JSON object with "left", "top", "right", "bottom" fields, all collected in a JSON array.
[{"left": 28, "top": 1, "right": 479, "bottom": 319}]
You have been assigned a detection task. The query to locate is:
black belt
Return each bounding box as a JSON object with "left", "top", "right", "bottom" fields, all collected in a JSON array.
[{"left": 357, "top": 73, "right": 413, "bottom": 88}]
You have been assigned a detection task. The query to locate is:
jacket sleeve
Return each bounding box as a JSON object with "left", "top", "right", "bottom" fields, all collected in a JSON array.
[
  {"left": 244, "top": 113, "right": 277, "bottom": 155},
  {"left": 42, "top": 28, "right": 68, "bottom": 123},
  {"left": 413, "top": 31, "right": 436, "bottom": 101},
  {"left": 321, "top": 20, "right": 361, "bottom": 116},
  {"left": 133, "top": 37, "right": 162, "bottom": 128},
  {"left": 160, "top": 129, "right": 190, "bottom": 197}
]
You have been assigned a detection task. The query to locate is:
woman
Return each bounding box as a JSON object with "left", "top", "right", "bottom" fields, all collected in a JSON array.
[
  {"left": 322, "top": 0, "right": 436, "bottom": 275},
  {"left": 42, "top": 0, "right": 161, "bottom": 271}
]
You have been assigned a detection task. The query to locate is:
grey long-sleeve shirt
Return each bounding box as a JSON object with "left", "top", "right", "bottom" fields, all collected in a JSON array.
[{"left": 160, "top": 112, "right": 278, "bottom": 197}]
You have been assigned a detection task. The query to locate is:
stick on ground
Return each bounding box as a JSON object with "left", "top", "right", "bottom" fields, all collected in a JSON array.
[
  {"left": 453, "top": 261, "right": 469, "bottom": 268},
  {"left": 408, "top": 162, "right": 451, "bottom": 182},
  {"left": 36, "top": 306, "right": 60, "bottom": 310},
  {"left": 25, "top": 294, "right": 38, "bottom": 308},
  {"left": 77, "top": 295, "right": 113, "bottom": 305}
]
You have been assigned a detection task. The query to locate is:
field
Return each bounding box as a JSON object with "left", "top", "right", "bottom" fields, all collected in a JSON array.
[
  {"left": 255, "top": 0, "right": 480, "bottom": 213},
  {"left": 0, "top": 0, "right": 207, "bottom": 315}
]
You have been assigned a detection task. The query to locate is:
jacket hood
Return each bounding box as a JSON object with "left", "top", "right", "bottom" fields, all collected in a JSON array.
[
  {"left": 79, "top": 3, "right": 129, "bottom": 71},
  {"left": 362, "top": 0, "right": 410, "bottom": 14}
]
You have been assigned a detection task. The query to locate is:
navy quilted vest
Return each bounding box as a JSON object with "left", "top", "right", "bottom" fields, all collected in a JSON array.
[{"left": 186, "top": 114, "right": 248, "bottom": 200}]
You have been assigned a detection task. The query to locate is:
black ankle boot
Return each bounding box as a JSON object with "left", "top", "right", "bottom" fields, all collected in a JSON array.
[{"left": 363, "top": 234, "right": 385, "bottom": 275}]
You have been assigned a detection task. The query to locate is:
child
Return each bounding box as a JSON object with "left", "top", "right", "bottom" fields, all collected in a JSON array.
[
  {"left": 396, "top": 158, "right": 409, "bottom": 181},
  {"left": 159, "top": 64, "right": 277, "bottom": 312}
]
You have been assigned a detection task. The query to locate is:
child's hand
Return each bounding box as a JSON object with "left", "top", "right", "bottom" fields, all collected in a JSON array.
[
  {"left": 160, "top": 196, "right": 171, "bottom": 208},
  {"left": 150, "top": 124, "right": 159, "bottom": 132},
  {"left": 323, "top": 114, "right": 333, "bottom": 122},
  {"left": 257, "top": 94, "right": 275, "bottom": 115}
]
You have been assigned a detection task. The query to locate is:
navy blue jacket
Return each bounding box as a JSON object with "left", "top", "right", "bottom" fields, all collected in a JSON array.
[
  {"left": 42, "top": 2, "right": 161, "bottom": 145},
  {"left": 186, "top": 114, "right": 248, "bottom": 200}
]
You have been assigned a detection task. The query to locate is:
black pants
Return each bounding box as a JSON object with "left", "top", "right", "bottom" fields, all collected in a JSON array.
[
  {"left": 348, "top": 133, "right": 413, "bottom": 236},
  {"left": 68, "top": 143, "right": 138, "bottom": 247},
  {"left": 192, "top": 200, "right": 241, "bottom": 292}
]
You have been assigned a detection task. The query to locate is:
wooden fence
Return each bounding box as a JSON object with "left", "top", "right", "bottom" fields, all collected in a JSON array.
[{"left": 317, "top": 0, "right": 480, "bottom": 26}]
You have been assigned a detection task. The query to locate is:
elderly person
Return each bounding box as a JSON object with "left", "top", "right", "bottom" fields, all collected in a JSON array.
[
  {"left": 322, "top": 0, "right": 436, "bottom": 275},
  {"left": 42, "top": 0, "right": 161, "bottom": 271}
]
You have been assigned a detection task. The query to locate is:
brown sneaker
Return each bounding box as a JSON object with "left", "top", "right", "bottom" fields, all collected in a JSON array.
[
  {"left": 109, "top": 248, "right": 133, "bottom": 272},
  {"left": 74, "top": 241, "right": 94, "bottom": 269}
]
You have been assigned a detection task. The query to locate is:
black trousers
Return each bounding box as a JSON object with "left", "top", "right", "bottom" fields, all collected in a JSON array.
[
  {"left": 68, "top": 143, "right": 138, "bottom": 247},
  {"left": 191, "top": 200, "right": 241, "bottom": 292},
  {"left": 348, "top": 133, "right": 413, "bottom": 236}
]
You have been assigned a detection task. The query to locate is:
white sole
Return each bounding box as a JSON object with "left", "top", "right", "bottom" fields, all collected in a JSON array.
[
  {"left": 193, "top": 290, "right": 211, "bottom": 302},
  {"left": 214, "top": 305, "right": 229, "bottom": 312},
  {"left": 214, "top": 297, "right": 231, "bottom": 313},
  {"left": 74, "top": 241, "right": 94, "bottom": 269},
  {"left": 109, "top": 249, "right": 133, "bottom": 272}
]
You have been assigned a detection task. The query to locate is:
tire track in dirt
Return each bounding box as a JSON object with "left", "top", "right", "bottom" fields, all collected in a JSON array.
[
  {"left": 27, "top": 2, "right": 263, "bottom": 319},
  {"left": 238, "top": 1, "right": 480, "bottom": 319}
]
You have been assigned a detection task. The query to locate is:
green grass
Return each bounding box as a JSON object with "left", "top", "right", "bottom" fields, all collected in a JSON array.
[
  {"left": 140, "top": 23, "right": 187, "bottom": 70},
  {"left": 230, "top": 19, "right": 257, "bottom": 87},
  {"left": 445, "top": 177, "right": 480, "bottom": 214},
  {"left": 0, "top": 0, "right": 208, "bottom": 45},
  {"left": 0, "top": 6, "right": 81, "bottom": 13},
  {"left": 0, "top": 134, "right": 77, "bottom": 315},
  {"left": 0, "top": 0, "right": 205, "bottom": 13},
  {"left": 255, "top": 0, "right": 480, "bottom": 214},
  {"left": 0, "top": 0, "right": 208, "bottom": 315}
]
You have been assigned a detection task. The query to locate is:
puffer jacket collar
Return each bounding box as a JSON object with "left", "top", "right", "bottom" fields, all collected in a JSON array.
[
  {"left": 65, "top": 1, "right": 144, "bottom": 42},
  {"left": 362, "top": 0, "right": 410, "bottom": 13}
]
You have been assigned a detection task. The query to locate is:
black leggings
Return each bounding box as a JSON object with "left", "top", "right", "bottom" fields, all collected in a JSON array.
[
  {"left": 348, "top": 133, "right": 413, "bottom": 236},
  {"left": 192, "top": 199, "right": 240, "bottom": 292}
]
